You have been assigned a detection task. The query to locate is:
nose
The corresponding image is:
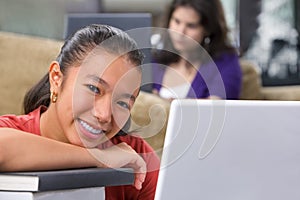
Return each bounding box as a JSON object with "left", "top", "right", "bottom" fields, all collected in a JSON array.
[
  {"left": 93, "top": 95, "right": 112, "bottom": 124},
  {"left": 174, "top": 24, "right": 187, "bottom": 35}
]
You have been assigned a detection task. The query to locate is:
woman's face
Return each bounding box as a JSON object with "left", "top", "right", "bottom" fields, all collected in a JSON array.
[
  {"left": 168, "top": 6, "right": 206, "bottom": 53},
  {"left": 54, "top": 50, "right": 141, "bottom": 148}
]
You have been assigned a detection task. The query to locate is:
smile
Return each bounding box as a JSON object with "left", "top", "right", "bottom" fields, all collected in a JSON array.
[{"left": 79, "top": 119, "right": 103, "bottom": 135}]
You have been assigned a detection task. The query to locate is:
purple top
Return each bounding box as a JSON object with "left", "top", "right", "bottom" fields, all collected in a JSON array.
[{"left": 152, "top": 52, "right": 242, "bottom": 99}]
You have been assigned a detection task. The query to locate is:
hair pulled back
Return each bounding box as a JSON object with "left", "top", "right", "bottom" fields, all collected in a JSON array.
[{"left": 23, "top": 24, "right": 144, "bottom": 114}]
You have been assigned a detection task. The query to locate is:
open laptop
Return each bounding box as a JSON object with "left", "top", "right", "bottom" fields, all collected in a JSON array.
[
  {"left": 64, "top": 13, "right": 153, "bottom": 92},
  {"left": 155, "top": 99, "right": 300, "bottom": 200}
]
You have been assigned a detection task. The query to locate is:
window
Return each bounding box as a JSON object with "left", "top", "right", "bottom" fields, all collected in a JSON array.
[{"left": 242, "top": 0, "right": 300, "bottom": 86}]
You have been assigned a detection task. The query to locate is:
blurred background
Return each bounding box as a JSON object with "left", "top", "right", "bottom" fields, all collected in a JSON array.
[{"left": 0, "top": 0, "right": 299, "bottom": 86}]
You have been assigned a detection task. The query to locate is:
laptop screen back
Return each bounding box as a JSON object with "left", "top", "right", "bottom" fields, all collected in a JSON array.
[{"left": 155, "top": 99, "right": 300, "bottom": 200}]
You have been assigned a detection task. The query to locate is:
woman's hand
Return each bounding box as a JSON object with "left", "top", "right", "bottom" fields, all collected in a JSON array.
[
  {"left": 88, "top": 142, "right": 147, "bottom": 190},
  {"left": 0, "top": 128, "right": 146, "bottom": 190}
]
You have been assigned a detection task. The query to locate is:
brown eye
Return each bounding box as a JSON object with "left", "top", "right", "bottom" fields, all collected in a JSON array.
[
  {"left": 187, "top": 23, "right": 198, "bottom": 29},
  {"left": 174, "top": 18, "right": 180, "bottom": 24}
]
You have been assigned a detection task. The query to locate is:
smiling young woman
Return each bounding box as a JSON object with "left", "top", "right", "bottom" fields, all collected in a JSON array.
[{"left": 0, "top": 24, "right": 160, "bottom": 200}]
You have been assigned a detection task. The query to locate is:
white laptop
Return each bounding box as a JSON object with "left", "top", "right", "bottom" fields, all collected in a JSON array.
[{"left": 154, "top": 99, "right": 300, "bottom": 200}]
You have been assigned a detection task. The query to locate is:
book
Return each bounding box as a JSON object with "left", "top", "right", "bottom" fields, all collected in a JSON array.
[
  {"left": 0, "top": 187, "right": 105, "bottom": 200},
  {"left": 0, "top": 167, "right": 134, "bottom": 192}
]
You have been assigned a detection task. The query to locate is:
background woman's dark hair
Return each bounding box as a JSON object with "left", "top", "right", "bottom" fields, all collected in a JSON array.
[
  {"left": 153, "top": 0, "right": 236, "bottom": 65},
  {"left": 23, "top": 24, "right": 144, "bottom": 114}
]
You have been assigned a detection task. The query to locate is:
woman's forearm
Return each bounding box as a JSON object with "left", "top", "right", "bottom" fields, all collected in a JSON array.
[
  {"left": 0, "top": 128, "right": 103, "bottom": 171},
  {"left": 0, "top": 128, "right": 146, "bottom": 190}
]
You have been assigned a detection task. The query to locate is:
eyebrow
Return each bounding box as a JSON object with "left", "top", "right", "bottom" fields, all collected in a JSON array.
[
  {"left": 86, "top": 74, "right": 109, "bottom": 88},
  {"left": 86, "top": 74, "right": 137, "bottom": 102},
  {"left": 121, "top": 93, "right": 136, "bottom": 102},
  {"left": 172, "top": 16, "right": 199, "bottom": 26}
]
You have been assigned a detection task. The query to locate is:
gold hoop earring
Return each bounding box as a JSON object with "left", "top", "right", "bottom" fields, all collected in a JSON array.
[{"left": 50, "top": 92, "right": 58, "bottom": 103}]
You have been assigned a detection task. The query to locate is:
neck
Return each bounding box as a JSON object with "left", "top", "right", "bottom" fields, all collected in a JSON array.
[
  {"left": 40, "top": 105, "right": 69, "bottom": 143},
  {"left": 177, "top": 58, "right": 201, "bottom": 70},
  {"left": 178, "top": 48, "right": 202, "bottom": 67}
]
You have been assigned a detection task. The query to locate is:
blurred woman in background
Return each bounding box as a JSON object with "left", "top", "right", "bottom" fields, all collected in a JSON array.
[{"left": 152, "top": 0, "right": 242, "bottom": 100}]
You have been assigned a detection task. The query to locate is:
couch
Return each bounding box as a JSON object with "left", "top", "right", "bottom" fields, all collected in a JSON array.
[{"left": 1, "top": 31, "right": 300, "bottom": 157}]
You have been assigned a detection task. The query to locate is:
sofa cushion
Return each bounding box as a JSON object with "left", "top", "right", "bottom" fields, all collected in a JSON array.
[
  {"left": 261, "top": 85, "right": 300, "bottom": 100},
  {"left": 130, "top": 91, "right": 170, "bottom": 157},
  {"left": 239, "top": 59, "right": 263, "bottom": 100},
  {"left": 0, "top": 31, "right": 63, "bottom": 114}
]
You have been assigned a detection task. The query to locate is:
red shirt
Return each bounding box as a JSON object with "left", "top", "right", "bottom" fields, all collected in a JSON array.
[{"left": 0, "top": 107, "right": 160, "bottom": 200}]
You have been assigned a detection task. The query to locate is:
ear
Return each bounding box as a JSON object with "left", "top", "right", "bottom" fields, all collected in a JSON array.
[
  {"left": 203, "top": 30, "right": 210, "bottom": 38},
  {"left": 49, "top": 61, "right": 63, "bottom": 92}
]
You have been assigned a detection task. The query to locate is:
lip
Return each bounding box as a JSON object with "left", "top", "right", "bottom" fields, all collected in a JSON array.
[
  {"left": 174, "top": 38, "right": 188, "bottom": 45},
  {"left": 77, "top": 119, "right": 105, "bottom": 140}
]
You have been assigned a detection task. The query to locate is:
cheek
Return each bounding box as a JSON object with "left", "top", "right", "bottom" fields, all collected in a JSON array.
[
  {"left": 56, "top": 85, "right": 75, "bottom": 119},
  {"left": 112, "top": 106, "right": 130, "bottom": 130},
  {"left": 169, "top": 31, "right": 178, "bottom": 43},
  {"left": 168, "top": 20, "right": 177, "bottom": 31},
  {"left": 72, "top": 89, "right": 94, "bottom": 117},
  {"left": 189, "top": 29, "right": 205, "bottom": 43}
]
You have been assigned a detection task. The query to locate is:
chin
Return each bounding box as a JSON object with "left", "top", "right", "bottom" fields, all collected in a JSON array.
[
  {"left": 174, "top": 45, "right": 192, "bottom": 54},
  {"left": 78, "top": 139, "right": 100, "bottom": 149}
]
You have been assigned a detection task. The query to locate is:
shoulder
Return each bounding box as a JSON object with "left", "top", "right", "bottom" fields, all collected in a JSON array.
[
  {"left": 212, "top": 52, "right": 241, "bottom": 74},
  {"left": 0, "top": 107, "right": 45, "bottom": 135},
  {"left": 0, "top": 114, "right": 33, "bottom": 129},
  {"left": 214, "top": 52, "right": 240, "bottom": 66}
]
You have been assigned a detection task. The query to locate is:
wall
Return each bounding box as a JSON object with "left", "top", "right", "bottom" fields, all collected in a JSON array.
[
  {"left": 0, "top": 0, "right": 102, "bottom": 39},
  {"left": 0, "top": 0, "right": 174, "bottom": 39}
]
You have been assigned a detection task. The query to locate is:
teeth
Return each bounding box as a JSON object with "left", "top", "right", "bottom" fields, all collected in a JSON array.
[{"left": 79, "top": 120, "right": 102, "bottom": 135}]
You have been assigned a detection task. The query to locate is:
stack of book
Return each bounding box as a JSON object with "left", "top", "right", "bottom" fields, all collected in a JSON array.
[{"left": 0, "top": 167, "right": 134, "bottom": 200}]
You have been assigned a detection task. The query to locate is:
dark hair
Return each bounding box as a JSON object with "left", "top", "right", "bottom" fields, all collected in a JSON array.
[
  {"left": 23, "top": 24, "right": 144, "bottom": 114},
  {"left": 153, "top": 0, "right": 235, "bottom": 65}
]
